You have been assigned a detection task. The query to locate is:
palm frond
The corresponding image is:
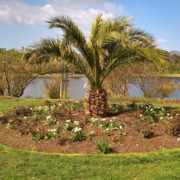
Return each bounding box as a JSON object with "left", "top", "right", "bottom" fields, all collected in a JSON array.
[
  {"left": 90, "top": 13, "right": 103, "bottom": 45},
  {"left": 47, "top": 16, "right": 94, "bottom": 69},
  {"left": 59, "top": 42, "right": 95, "bottom": 86},
  {"left": 24, "top": 38, "right": 61, "bottom": 63},
  {"left": 129, "top": 28, "right": 155, "bottom": 47}
]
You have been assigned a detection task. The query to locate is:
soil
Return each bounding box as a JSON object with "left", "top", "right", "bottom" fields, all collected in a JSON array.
[{"left": 0, "top": 106, "right": 179, "bottom": 154}]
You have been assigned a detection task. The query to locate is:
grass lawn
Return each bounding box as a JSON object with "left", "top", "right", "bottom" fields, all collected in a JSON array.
[
  {"left": 0, "top": 97, "right": 62, "bottom": 115},
  {"left": 0, "top": 144, "right": 180, "bottom": 179},
  {"left": 0, "top": 96, "right": 180, "bottom": 179}
]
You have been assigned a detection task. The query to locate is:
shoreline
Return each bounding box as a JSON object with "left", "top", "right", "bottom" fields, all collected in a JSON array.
[
  {"left": 40, "top": 73, "right": 180, "bottom": 78},
  {"left": 39, "top": 73, "right": 84, "bottom": 78}
]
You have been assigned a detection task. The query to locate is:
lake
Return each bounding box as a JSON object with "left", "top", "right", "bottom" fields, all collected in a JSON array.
[{"left": 21, "top": 76, "right": 180, "bottom": 99}]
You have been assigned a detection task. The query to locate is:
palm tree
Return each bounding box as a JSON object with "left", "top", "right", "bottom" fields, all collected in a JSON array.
[{"left": 24, "top": 14, "right": 167, "bottom": 117}]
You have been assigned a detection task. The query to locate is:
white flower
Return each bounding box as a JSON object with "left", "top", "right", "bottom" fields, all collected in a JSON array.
[
  {"left": 73, "top": 127, "right": 82, "bottom": 132},
  {"left": 177, "top": 138, "right": 180, "bottom": 142},
  {"left": 74, "top": 120, "right": 80, "bottom": 126},
  {"left": 30, "top": 108, "right": 33, "bottom": 110},
  {"left": 24, "top": 116, "right": 27, "bottom": 119},
  {"left": 101, "top": 118, "right": 106, "bottom": 121},
  {"left": 51, "top": 105, "right": 55, "bottom": 109},
  {"left": 46, "top": 115, "right": 51, "bottom": 119},
  {"left": 90, "top": 118, "right": 98, "bottom": 123},
  {"left": 66, "top": 120, "right": 71, "bottom": 123},
  {"left": 167, "top": 113, "right": 170, "bottom": 116},
  {"left": 170, "top": 116, "right": 173, "bottom": 120},
  {"left": 140, "top": 114, "right": 143, "bottom": 117},
  {"left": 112, "top": 117, "right": 116, "bottom": 120},
  {"left": 160, "top": 117, "right": 163, "bottom": 120},
  {"left": 38, "top": 106, "right": 42, "bottom": 109},
  {"left": 161, "top": 108, "right": 164, "bottom": 111},
  {"left": 176, "top": 113, "right": 179, "bottom": 116},
  {"left": 119, "top": 125, "right": 123, "bottom": 129},
  {"left": 48, "top": 128, "right": 57, "bottom": 133}
]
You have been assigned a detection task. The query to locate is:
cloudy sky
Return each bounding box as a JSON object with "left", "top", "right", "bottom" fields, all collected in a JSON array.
[{"left": 0, "top": 0, "right": 179, "bottom": 51}]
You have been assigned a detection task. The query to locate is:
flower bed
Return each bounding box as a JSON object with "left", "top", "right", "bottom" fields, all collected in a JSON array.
[{"left": 0, "top": 101, "right": 179, "bottom": 153}]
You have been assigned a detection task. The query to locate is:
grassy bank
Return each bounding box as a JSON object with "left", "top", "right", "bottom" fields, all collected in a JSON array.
[
  {"left": 0, "top": 96, "right": 180, "bottom": 115},
  {"left": 0, "top": 144, "right": 180, "bottom": 179}
]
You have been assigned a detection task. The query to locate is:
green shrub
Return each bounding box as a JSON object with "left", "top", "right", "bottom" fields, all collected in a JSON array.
[{"left": 96, "top": 140, "right": 111, "bottom": 154}]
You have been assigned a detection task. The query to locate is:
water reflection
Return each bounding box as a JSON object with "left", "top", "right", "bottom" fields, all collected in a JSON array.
[{"left": 21, "top": 76, "right": 180, "bottom": 99}]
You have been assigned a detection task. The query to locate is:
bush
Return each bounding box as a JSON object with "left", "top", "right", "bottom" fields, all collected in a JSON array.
[
  {"left": 141, "top": 124, "right": 155, "bottom": 139},
  {"left": 14, "top": 107, "right": 32, "bottom": 116},
  {"left": 44, "top": 76, "right": 61, "bottom": 99}
]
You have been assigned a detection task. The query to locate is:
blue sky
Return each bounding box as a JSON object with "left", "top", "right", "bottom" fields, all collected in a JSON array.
[{"left": 0, "top": 0, "right": 179, "bottom": 51}]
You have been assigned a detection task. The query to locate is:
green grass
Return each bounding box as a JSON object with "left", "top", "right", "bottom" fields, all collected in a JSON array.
[
  {"left": 1, "top": 96, "right": 179, "bottom": 115},
  {"left": 0, "top": 97, "right": 67, "bottom": 115},
  {"left": 0, "top": 96, "right": 180, "bottom": 179},
  {"left": 0, "top": 97, "right": 46, "bottom": 115},
  {"left": 0, "top": 144, "right": 180, "bottom": 179},
  {"left": 109, "top": 96, "right": 180, "bottom": 108}
]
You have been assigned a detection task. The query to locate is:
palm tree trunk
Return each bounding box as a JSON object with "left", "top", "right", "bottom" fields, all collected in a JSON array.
[{"left": 84, "top": 87, "right": 107, "bottom": 117}]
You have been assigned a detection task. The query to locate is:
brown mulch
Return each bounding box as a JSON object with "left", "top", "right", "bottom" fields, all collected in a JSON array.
[{"left": 0, "top": 110, "right": 179, "bottom": 154}]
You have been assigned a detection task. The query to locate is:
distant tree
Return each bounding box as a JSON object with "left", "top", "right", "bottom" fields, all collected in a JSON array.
[{"left": 0, "top": 49, "right": 61, "bottom": 97}]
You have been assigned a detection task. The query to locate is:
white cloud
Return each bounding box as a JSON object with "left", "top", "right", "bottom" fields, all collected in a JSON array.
[
  {"left": 156, "top": 38, "right": 169, "bottom": 49},
  {"left": 157, "top": 38, "right": 168, "bottom": 44},
  {"left": 0, "top": 0, "right": 125, "bottom": 33}
]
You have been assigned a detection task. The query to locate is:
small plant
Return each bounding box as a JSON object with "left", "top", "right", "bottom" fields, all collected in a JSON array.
[
  {"left": 143, "top": 130, "right": 155, "bottom": 139},
  {"left": 64, "top": 120, "right": 74, "bottom": 131},
  {"left": 96, "top": 140, "right": 111, "bottom": 154},
  {"left": 0, "top": 113, "right": 11, "bottom": 124},
  {"left": 139, "top": 114, "right": 145, "bottom": 122},
  {"left": 87, "top": 130, "right": 96, "bottom": 138},
  {"left": 127, "top": 101, "right": 138, "bottom": 111},
  {"left": 141, "top": 125, "right": 155, "bottom": 139},
  {"left": 43, "top": 115, "right": 56, "bottom": 126},
  {"left": 165, "top": 119, "right": 180, "bottom": 136},
  {"left": 44, "top": 129, "right": 58, "bottom": 140},
  {"left": 132, "top": 124, "right": 141, "bottom": 132},
  {"left": 32, "top": 128, "right": 58, "bottom": 141},
  {"left": 141, "top": 104, "right": 166, "bottom": 117},
  {"left": 71, "top": 127, "right": 86, "bottom": 142},
  {"left": 6, "top": 122, "right": 13, "bottom": 129},
  {"left": 34, "top": 106, "right": 52, "bottom": 116},
  {"left": 58, "top": 137, "right": 67, "bottom": 145},
  {"left": 89, "top": 117, "right": 99, "bottom": 125},
  {"left": 90, "top": 117, "right": 125, "bottom": 134},
  {"left": 108, "top": 104, "right": 124, "bottom": 113},
  {"left": 14, "top": 107, "right": 32, "bottom": 116}
]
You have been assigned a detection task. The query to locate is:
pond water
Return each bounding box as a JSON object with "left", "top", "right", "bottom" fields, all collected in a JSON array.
[{"left": 21, "top": 76, "right": 180, "bottom": 99}]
